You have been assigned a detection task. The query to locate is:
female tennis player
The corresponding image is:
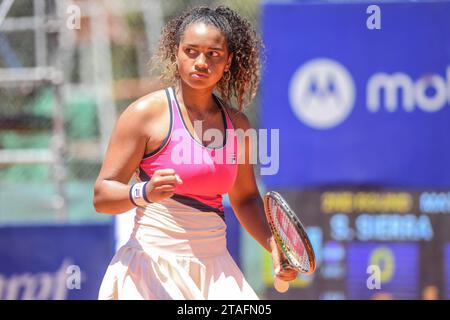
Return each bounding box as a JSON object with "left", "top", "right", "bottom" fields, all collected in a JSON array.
[{"left": 93, "top": 5, "right": 297, "bottom": 300}]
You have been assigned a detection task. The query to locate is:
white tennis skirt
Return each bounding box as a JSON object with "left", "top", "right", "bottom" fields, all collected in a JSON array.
[{"left": 98, "top": 197, "right": 259, "bottom": 300}]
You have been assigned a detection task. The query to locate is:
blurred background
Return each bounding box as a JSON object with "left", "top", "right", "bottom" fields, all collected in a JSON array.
[{"left": 0, "top": 0, "right": 449, "bottom": 300}]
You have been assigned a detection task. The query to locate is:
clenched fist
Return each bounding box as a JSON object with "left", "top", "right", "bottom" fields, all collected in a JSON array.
[{"left": 145, "top": 168, "right": 183, "bottom": 203}]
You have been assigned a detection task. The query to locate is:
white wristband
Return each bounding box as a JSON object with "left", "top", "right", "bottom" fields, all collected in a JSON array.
[{"left": 129, "top": 182, "right": 151, "bottom": 207}]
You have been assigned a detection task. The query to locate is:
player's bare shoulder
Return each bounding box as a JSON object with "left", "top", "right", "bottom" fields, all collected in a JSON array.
[
  {"left": 111, "top": 88, "right": 170, "bottom": 155},
  {"left": 125, "top": 89, "right": 168, "bottom": 120},
  {"left": 117, "top": 89, "right": 169, "bottom": 134},
  {"left": 133, "top": 89, "right": 172, "bottom": 154}
]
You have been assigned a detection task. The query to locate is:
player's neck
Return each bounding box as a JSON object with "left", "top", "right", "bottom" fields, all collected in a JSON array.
[{"left": 175, "top": 82, "right": 217, "bottom": 114}]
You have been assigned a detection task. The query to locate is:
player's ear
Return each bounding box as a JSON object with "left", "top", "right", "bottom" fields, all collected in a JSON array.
[{"left": 225, "top": 52, "right": 233, "bottom": 70}]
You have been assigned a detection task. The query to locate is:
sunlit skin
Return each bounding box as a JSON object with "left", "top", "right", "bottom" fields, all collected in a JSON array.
[
  {"left": 177, "top": 23, "right": 231, "bottom": 92},
  {"left": 93, "top": 22, "right": 297, "bottom": 282},
  {"left": 175, "top": 23, "right": 233, "bottom": 145}
]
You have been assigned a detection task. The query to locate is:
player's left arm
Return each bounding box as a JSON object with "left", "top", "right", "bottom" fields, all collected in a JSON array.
[
  {"left": 227, "top": 109, "right": 297, "bottom": 281},
  {"left": 227, "top": 110, "right": 274, "bottom": 252}
]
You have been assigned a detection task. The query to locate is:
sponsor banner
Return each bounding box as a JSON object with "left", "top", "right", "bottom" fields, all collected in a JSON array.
[
  {"left": 261, "top": 2, "right": 450, "bottom": 187},
  {"left": 0, "top": 224, "right": 114, "bottom": 300}
]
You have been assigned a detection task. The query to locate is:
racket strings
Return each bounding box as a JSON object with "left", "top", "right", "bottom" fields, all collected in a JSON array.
[{"left": 270, "top": 200, "right": 309, "bottom": 271}]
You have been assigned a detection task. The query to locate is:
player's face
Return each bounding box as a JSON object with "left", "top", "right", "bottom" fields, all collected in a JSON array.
[{"left": 177, "top": 22, "right": 232, "bottom": 90}]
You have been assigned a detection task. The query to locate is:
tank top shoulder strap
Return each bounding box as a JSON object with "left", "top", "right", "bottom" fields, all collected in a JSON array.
[
  {"left": 213, "top": 94, "right": 235, "bottom": 131},
  {"left": 166, "top": 86, "right": 184, "bottom": 130}
]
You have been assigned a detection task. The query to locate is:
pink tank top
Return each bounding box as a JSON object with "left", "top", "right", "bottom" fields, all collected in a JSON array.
[{"left": 137, "top": 87, "right": 238, "bottom": 216}]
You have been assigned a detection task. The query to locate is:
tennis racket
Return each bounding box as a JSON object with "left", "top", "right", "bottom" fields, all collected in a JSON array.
[{"left": 263, "top": 191, "right": 316, "bottom": 293}]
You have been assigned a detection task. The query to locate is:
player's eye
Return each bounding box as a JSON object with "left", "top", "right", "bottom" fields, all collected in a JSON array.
[{"left": 185, "top": 48, "right": 197, "bottom": 55}]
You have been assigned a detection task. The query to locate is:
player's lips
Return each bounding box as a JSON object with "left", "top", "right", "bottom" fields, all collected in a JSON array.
[{"left": 190, "top": 72, "right": 209, "bottom": 79}]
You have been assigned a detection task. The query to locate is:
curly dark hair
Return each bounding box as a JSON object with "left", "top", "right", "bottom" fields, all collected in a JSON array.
[{"left": 152, "top": 5, "right": 263, "bottom": 111}]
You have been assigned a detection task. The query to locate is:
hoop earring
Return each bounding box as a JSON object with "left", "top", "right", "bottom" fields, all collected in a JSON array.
[{"left": 222, "top": 70, "right": 231, "bottom": 82}]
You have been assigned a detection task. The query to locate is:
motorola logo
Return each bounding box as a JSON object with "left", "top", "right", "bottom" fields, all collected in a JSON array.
[{"left": 289, "top": 58, "right": 356, "bottom": 129}]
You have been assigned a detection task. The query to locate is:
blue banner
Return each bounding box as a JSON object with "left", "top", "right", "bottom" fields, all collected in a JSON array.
[
  {"left": 0, "top": 224, "right": 114, "bottom": 300},
  {"left": 261, "top": 2, "right": 450, "bottom": 188}
]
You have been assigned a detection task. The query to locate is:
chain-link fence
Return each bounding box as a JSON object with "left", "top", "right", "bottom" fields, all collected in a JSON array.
[{"left": 0, "top": 0, "right": 261, "bottom": 225}]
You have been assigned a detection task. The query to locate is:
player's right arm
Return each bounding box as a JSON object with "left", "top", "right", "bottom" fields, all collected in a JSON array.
[{"left": 93, "top": 91, "right": 181, "bottom": 214}]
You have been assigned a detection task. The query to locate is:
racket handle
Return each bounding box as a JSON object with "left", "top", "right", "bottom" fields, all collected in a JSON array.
[{"left": 274, "top": 277, "right": 289, "bottom": 293}]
